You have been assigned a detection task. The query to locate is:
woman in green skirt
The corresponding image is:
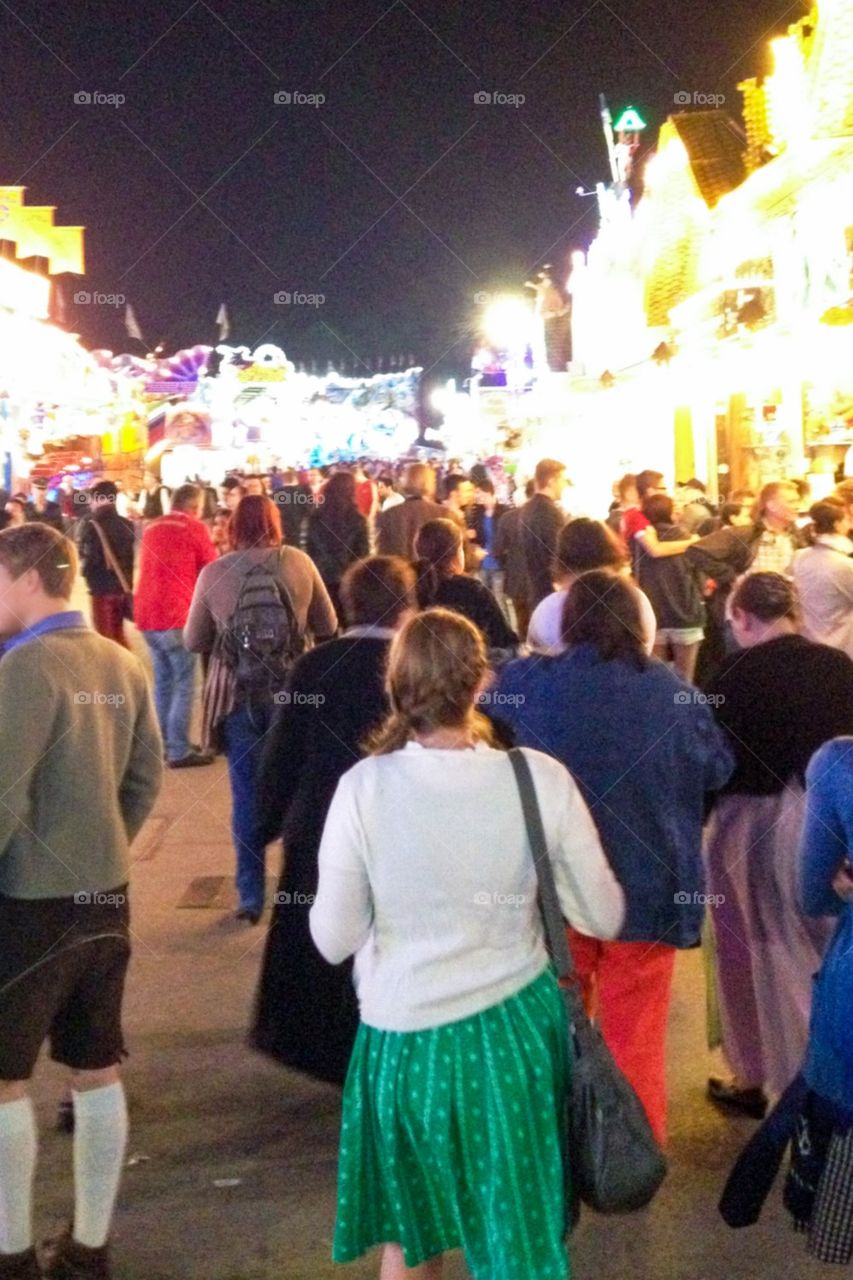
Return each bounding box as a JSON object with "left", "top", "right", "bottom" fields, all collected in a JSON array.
[{"left": 310, "top": 608, "right": 625, "bottom": 1279}]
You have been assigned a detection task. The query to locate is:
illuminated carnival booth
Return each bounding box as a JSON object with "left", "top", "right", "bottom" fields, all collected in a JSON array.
[
  {"left": 94, "top": 342, "right": 425, "bottom": 482},
  {"left": 0, "top": 187, "right": 129, "bottom": 492}
]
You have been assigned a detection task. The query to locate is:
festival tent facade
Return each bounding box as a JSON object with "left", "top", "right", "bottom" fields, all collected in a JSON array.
[{"left": 560, "top": 0, "right": 853, "bottom": 508}]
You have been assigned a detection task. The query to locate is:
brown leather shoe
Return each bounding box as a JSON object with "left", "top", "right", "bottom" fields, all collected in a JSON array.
[
  {"left": 0, "top": 1249, "right": 41, "bottom": 1280},
  {"left": 41, "top": 1231, "right": 111, "bottom": 1280}
]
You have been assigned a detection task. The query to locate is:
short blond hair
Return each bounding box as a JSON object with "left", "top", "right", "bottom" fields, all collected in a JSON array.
[{"left": 402, "top": 463, "right": 436, "bottom": 499}]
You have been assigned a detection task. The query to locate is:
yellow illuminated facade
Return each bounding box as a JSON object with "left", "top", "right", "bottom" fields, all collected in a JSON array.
[
  {"left": 0, "top": 197, "right": 108, "bottom": 488},
  {"left": 567, "top": 0, "right": 853, "bottom": 501},
  {"left": 0, "top": 187, "right": 85, "bottom": 275}
]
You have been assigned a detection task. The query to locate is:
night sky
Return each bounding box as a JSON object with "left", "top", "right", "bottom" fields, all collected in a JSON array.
[{"left": 2, "top": 0, "right": 800, "bottom": 384}]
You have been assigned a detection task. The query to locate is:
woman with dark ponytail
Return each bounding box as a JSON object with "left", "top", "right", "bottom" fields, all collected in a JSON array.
[{"left": 413, "top": 518, "right": 517, "bottom": 653}]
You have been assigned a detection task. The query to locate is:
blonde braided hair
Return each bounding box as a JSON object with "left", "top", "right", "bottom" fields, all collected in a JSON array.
[{"left": 368, "top": 608, "right": 496, "bottom": 755}]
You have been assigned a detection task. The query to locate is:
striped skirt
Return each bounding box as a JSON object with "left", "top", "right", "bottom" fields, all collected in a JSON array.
[{"left": 333, "top": 966, "right": 572, "bottom": 1280}]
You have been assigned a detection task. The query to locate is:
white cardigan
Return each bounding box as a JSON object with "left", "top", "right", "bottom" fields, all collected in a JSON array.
[
  {"left": 310, "top": 743, "right": 625, "bottom": 1032},
  {"left": 793, "top": 537, "right": 853, "bottom": 658}
]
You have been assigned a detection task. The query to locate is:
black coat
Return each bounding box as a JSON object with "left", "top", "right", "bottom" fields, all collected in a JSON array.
[
  {"left": 251, "top": 634, "right": 392, "bottom": 1084},
  {"left": 306, "top": 507, "right": 369, "bottom": 588},
  {"left": 494, "top": 506, "right": 526, "bottom": 601}
]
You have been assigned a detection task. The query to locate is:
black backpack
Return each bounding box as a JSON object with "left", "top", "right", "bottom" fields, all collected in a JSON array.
[{"left": 220, "top": 551, "right": 304, "bottom": 701}]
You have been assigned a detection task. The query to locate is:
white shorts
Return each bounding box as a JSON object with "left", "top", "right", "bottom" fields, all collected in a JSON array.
[{"left": 655, "top": 626, "right": 704, "bottom": 646}]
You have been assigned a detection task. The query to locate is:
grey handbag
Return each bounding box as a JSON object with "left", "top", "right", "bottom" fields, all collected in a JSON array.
[{"left": 508, "top": 747, "right": 668, "bottom": 1215}]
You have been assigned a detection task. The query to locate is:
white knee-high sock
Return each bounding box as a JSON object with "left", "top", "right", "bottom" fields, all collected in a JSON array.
[
  {"left": 0, "top": 1096, "right": 37, "bottom": 1254},
  {"left": 72, "top": 1082, "right": 129, "bottom": 1249}
]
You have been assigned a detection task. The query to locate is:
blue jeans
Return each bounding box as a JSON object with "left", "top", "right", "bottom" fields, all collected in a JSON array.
[
  {"left": 479, "top": 565, "right": 509, "bottom": 622},
  {"left": 144, "top": 629, "right": 196, "bottom": 762},
  {"left": 221, "top": 701, "right": 275, "bottom": 915}
]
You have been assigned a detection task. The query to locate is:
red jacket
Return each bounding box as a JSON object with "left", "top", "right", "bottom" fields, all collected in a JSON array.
[{"left": 134, "top": 511, "right": 217, "bottom": 632}]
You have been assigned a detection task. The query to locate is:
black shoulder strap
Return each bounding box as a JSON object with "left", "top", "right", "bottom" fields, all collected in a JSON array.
[
  {"left": 270, "top": 547, "right": 303, "bottom": 646},
  {"left": 508, "top": 747, "right": 575, "bottom": 983}
]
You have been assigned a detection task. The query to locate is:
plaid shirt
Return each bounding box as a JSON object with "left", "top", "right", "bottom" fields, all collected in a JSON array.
[{"left": 750, "top": 526, "right": 798, "bottom": 576}]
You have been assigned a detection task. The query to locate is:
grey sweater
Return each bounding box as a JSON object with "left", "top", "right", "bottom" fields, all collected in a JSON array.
[
  {"left": 183, "top": 545, "right": 338, "bottom": 652},
  {"left": 0, "top": 627, "right": 163, "bottom": 899}
]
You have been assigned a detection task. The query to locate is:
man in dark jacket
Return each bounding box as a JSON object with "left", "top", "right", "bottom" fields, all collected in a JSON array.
[
  {"left": 79, "top": 482, "right": 136, "bottom": 648},
  {"left": 687, "top": 480, "right": 805, "bottom": 681},
  {"left": 376, "top": 462, "right": 444, "bottom": 559},
  {"left": 252, "top": 555, "right": 416, "bottom": 1084},
  {"left": 26, "top": 479, "right": 65, "bottom": 532},
  {"left": 518, "top": 458, "right": 568, "bottom": 612},
  {"left": 272, "top": 468, "right": 314, "bottom": 548},
  {"left": 494, "top": 481, "right": 535, "bottom": 637}
]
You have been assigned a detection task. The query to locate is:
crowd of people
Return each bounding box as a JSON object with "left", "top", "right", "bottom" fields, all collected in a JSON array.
[{"left": 1, "top": 452, "right": 853, "bottom": 1278}]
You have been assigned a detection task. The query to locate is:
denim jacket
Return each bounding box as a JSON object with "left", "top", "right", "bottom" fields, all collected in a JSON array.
[
  {"left": 800, "top": 739, "right": 853, "bottom": 1117},
  {"left": 493, "top": 645, "right": 734, "bottom": 946}
]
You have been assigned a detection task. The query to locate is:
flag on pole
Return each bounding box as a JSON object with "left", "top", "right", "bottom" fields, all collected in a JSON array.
[
  {"left": 216, "top": 302, "right": 230, "bottom": 340},
  {"left": 125, "top": 304, "right": 144, "bottom": 343}
]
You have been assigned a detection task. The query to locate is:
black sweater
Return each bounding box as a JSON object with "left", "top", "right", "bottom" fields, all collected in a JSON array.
[
  {"left": 708, "top": 634, "right": 853, "bottom": 794},
  {"left": 424, "top": 575, "right": 518, "bottom": 651}
]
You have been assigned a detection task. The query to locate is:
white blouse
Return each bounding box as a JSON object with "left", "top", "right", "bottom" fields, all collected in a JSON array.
[
  {"left": 528, "top": 585, "right": 658, "bottom": 656},
  {"left": 310, "top": 743, "right": 625, "bottom": 1032}
]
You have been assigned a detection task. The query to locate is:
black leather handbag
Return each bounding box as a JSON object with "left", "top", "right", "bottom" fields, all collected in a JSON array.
[{"left": 509, "top": 748, "right": 669, "bottom": 1216}]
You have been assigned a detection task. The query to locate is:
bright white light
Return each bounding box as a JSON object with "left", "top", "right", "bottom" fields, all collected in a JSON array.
[
  {"left": 483, "top": 296, "right": 532, "bottom": 349},
  {"left": 431, "top": 378, "right": 456, "bottom": 414},
  {"left": 0, "top": 259, "right": 50, "bottom": 320}
]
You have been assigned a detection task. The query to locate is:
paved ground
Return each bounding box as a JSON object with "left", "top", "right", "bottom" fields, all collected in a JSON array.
[{"left": 28, "top": 608, "right": 832, "bottom": 1279}]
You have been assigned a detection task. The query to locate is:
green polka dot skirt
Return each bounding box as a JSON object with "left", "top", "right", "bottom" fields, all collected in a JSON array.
[{"left": 333, "top": 966, "right": 572, "bottom": 1280}]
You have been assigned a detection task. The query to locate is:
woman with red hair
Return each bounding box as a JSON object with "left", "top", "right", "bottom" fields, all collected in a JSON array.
[{"left": 185, "top": 495, "right": 337, "bottom": 923}]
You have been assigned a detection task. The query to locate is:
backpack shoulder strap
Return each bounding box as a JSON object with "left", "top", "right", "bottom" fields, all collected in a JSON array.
[{"left": 272, "top": 547, "right": 300, "bottom": 628}]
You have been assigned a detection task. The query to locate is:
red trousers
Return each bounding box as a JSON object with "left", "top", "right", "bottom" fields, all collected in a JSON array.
[
  {"left": 568, "top": 929, "right": 676, "bottom": 1146},
  {"left": 91, "top": 594, "right": 129, "bottom": 648}
]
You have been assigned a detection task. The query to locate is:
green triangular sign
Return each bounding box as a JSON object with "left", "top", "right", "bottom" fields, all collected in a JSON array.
[{"left": 614, "top": 107, "right": 647, "bottom": 132}]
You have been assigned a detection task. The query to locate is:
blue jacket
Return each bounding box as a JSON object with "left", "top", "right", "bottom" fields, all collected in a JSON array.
[
  {"left": 800, "top": 739, "right": 853, "bottom": 1118},
  {"left": 493, "top": 645, "right": 734, "bottom": 946}
]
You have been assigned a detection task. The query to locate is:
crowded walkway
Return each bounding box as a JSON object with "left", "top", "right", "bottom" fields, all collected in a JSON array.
[{"left": 2, "top": 460, "right": 852, "bottom": 1279}]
